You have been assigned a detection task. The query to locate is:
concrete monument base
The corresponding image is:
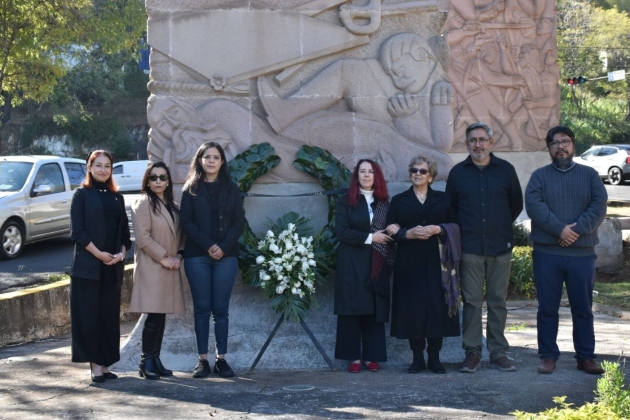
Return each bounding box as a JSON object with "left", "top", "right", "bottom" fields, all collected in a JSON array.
[{"left": 114, "top": 273, "right": 482, "bottom": 372}]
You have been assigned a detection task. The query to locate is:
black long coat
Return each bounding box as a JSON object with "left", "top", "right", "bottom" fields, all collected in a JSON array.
[
  {"left": 334, "top": 194, "right": 389, "bottom": 323},
  {"left": 386, "top": 187, "right": 460, "bottom": 339},
  {"left": 70, "top": 186, "right": 132, "bottom": 283}
]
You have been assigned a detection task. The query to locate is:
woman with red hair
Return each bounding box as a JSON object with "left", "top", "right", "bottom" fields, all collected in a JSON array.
[
  {"left": 69, "top": 150, "right": 131, "bottom": 383},
  {"left": 334, "top": 159, "right": 396, "bottom": 373}
]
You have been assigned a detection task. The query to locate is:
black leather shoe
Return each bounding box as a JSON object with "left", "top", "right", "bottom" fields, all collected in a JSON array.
[
  {"left": 91, "top": 372, "right": 105, "bottom": 383},
  {"left": 193, "top": 359, "right": 211, "bottom": 378},
  {"left": 428, "top": 352, "right": 446, "bottom": 374},
  {"left": 102, "top": 371, "right": 118, "bottom": 379},
  {"left": 90, "top": 363, "right": 105, "bottom": 383},
  {"left": 213, "top": 358, "right": 235, "bottom": 377}
]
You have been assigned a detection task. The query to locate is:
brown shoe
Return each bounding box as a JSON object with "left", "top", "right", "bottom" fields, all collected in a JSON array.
[
  {"left": 459, "top": 353, "right": 481, "bottom": 373},
  {"left": 537, "top": 358, "right": 556, "bottom": 374},
  {"left": 489, "top": 356, "right": 518, "bottom": 372},
  {"left": 577, "top": 359, "right": 604, "bottom": 375}
]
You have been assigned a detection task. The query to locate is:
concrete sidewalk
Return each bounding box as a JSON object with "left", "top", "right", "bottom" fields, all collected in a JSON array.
[{"left": 1, "top": 305, "right": 629, "bottom": 420}]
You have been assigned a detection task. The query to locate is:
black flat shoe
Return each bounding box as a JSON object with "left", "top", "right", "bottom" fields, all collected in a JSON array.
[
  {"left": 213, "top": 358, "right": 234, "bottom": 378},
  {"left": 103, "top": 371, "right": 118, "bottom": 379},
  {"left": 91, "top": 371, "right": 105, "bottom": 383}
]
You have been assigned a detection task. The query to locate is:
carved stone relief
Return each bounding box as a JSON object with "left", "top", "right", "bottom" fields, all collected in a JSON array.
[
  {"left": 443, "top": 0, "right": 559, "bottom": 152},
  {"left": 146, "top": 0, "right": 558, "bottom": 182}
]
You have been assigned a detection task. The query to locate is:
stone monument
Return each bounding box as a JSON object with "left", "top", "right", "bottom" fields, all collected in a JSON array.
[{"left": 113, "top": 0, "right": 559, "bottom": 373}]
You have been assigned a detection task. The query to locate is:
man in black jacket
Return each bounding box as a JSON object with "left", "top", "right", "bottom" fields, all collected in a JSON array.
[{"left": 446, "top": 122, "right": 523, "bottom": 373}]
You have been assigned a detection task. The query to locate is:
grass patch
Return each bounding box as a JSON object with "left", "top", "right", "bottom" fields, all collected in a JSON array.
[
  {"left": 506, "top": 323, "right": 528, "bottom": 332},
  {"left": 593, "top": 282, "right": 630, "bottom": 311}
]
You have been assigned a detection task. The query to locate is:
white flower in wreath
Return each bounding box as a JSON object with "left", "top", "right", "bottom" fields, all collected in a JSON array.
[
  {"left": 308, "top": 259, "right": 316, "bottom": 266},
  {"left": 274, "top": 257, "right": 282, "bottom": 264},
  {"left": 256, "top": 256, "right": 265, "bottom": 264},
  {"left": 270, "top": 244, "right": 280, "bottom": 254},
  {"left": 266, "top": 230, "right": 275, "bottom": 238}
]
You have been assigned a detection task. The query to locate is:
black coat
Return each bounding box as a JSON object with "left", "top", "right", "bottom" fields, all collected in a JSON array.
[
  {"left": 334, "top": 194, "right": 389, "bottom": 323},
  {"left": 386, "top": 187, "right": 460, "bottom": 339},
  {"left": 180, "top": 181, "right": 245, "bottom": 258},
  {"left": 69, "top": 186, "right": 132, "bottom": 283}
]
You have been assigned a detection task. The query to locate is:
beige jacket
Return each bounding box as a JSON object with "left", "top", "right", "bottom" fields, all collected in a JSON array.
[{"left": 130, "top": 195, "right": 185, "bottom": 314}]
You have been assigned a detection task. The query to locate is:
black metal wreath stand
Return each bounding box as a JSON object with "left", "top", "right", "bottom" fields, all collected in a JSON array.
[{"left": 249, "top": 312, "right": 336, "bottom": 371}]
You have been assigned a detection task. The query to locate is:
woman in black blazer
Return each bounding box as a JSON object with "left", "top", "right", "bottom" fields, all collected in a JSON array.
[
  {"left": 70, "top": 150, "right": 132, "bottom": 383},
  {"left": 387, "top": 155, "right": 460, "bottom": 374},
  {"left": 334, "top": 159, "right": 396, "bottom": 373},
  {"left": 180, "top": 142, "right": 245, "bottom": 379}
]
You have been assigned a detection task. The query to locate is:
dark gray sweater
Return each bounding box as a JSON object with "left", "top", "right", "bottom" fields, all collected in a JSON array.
[{"left": 525, "top": 163, "right": 607, "bottom": 256}]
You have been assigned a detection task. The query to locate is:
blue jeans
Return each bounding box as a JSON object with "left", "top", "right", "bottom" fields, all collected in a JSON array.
[
  {"left": 533, "top": 250, "right": 597, "bottom": 362},
  {"left": 184, "top": 255, "right": 238, "bottom": 355}
]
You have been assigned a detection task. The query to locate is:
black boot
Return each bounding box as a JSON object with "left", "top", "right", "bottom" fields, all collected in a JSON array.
[
  {"left": 138, "top": 319, "right": 160, "bottom": 380},
  {"left": 139, "top": 353, "right": 160, "bottom": 380},
  {"left": 428, "top": 352, "right": 446, "bottom": 374},
  {"left": 153, "top": 318, "right": 173, "bottom": 376},
  {"left": 408, "top": 351, "right": 426, "bottom": 373}
]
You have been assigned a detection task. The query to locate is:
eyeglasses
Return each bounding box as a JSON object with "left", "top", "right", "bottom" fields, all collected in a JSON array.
[
  {"left": 148, "top": 175, "right": 169, "bottom": 182},
  {"left": 467, "top": 137, "right": 490, "bottom": 145},
  {"left": 410, "top": 168, "right": 429, "bottom": 175},
  {"left": 548, "top": 139, "right": 572, "bottom": 149}
]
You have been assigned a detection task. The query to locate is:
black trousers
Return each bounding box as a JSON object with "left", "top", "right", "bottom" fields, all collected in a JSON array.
[
  {"left": 70, "top": 268, "right": 121, "bottom": 366},
  {"left": 335, "top": 314, "right": 387, "bottom": 362},
  {"left": 409, "top": 337, "right": 443, "bottom": 354}
]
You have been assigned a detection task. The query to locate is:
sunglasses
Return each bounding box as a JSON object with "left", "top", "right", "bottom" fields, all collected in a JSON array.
[
  {"left": 148, "top": 175, "right": 169, "bottom": 182},
  {"left": 410, "top": 168, "right": 429, "bottom": 175}
]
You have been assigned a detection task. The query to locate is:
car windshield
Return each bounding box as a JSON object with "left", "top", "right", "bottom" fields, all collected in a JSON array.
[{"left": 0, "top": 162, "right": 34, "bottom": 192}]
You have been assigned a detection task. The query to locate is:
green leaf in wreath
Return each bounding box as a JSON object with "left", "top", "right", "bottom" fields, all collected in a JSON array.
[{"left": 229, "top": 142, "right": 280, "bottom": 192}]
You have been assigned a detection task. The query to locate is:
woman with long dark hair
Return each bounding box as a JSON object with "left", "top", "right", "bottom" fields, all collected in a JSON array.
[
  {"left": 180, "top": 142, "right": 245, "bottom": 378},
  {"left": 70, "top": 150, "right": 132, "bottom": 383},
  {"left": 130, "top": 162, "right": 186, "bottom": 380},
  {"left": 334, "top": 159, "right": 396, "bottom": 373}
]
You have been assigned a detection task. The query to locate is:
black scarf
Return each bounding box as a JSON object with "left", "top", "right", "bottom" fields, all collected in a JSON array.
[{"left": 366, "top": 200, "right": 396, "bottom": 297}]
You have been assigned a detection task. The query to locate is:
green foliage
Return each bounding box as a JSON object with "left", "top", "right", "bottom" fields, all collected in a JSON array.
[
  {"left": 513, "top": 360, "right": 630, "bottom": 419},
  {"left": 0, "top": 0, "right": 145, "bottom": 108},
  {"left": 239, "top": 212, "right": 337, "bottom": 322},
  {"left": 228, "top": 142, "right": 280, "bottom": 193},
  {"left": 557, "top": 0, "right": 630, "bottom": 143},
  {"left": 513, "top": 222, "right": 531, "bottom": 247},
  {"left": 509, "top": 246, "right": 536, "bottom": 299},
  {"left": 293, "top": 146, "right": 351, "bottom": 226},
  {"left": 597, "top": 360, "right": 630, "bottom": 417},
  {"left": 560, "top": 86, "right": 630, "bottom": 153},
  {"left": 230, "top": 143, "right": 283, "bottom": 288}
]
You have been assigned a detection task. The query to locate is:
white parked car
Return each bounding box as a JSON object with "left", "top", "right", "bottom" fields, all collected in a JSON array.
[
  {"left": 0, "top": 155, "right": 87, "bottom": 259},
  {"left": 112, "top": 160, "right": 150, "bottom": 192},
  {"left": 575, "top": 144, "right": 630, "bottom": 185}
]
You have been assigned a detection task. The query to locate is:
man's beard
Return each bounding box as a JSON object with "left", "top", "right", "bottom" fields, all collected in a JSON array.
[{"left": 552, "top": 151, "right": 574, "bottom": 168}]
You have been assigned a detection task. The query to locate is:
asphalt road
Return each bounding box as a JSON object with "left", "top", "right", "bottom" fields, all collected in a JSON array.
[{"left": 0, "top": 187, "right": 628, "bottom": 294}]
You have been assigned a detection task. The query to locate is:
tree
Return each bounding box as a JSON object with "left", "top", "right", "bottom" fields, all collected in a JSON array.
[{"left": 0, "top": 0, "right": 145, "bottom": 123}]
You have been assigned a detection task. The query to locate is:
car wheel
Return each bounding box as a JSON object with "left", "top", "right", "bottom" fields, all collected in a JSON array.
[
  {"left": 608, "top": 167, "right": 623, "bottom": 185},
  {"left": 0, "top": 220, "right": 25, "bottom": 260}
]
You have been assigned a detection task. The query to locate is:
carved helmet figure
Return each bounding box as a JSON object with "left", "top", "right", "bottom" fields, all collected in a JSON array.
[{"left": 380, "top": 34, "right": 438, "bottom": 94}]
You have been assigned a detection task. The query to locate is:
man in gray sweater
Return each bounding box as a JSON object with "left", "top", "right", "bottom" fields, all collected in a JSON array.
[{"left": 525, "top": 126, "right": 607, "bottom": 375}]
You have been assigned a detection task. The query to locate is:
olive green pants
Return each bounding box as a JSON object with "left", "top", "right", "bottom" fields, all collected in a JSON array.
[{"left": 460, "top": 252, "right": 512, "bottom": 361}]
